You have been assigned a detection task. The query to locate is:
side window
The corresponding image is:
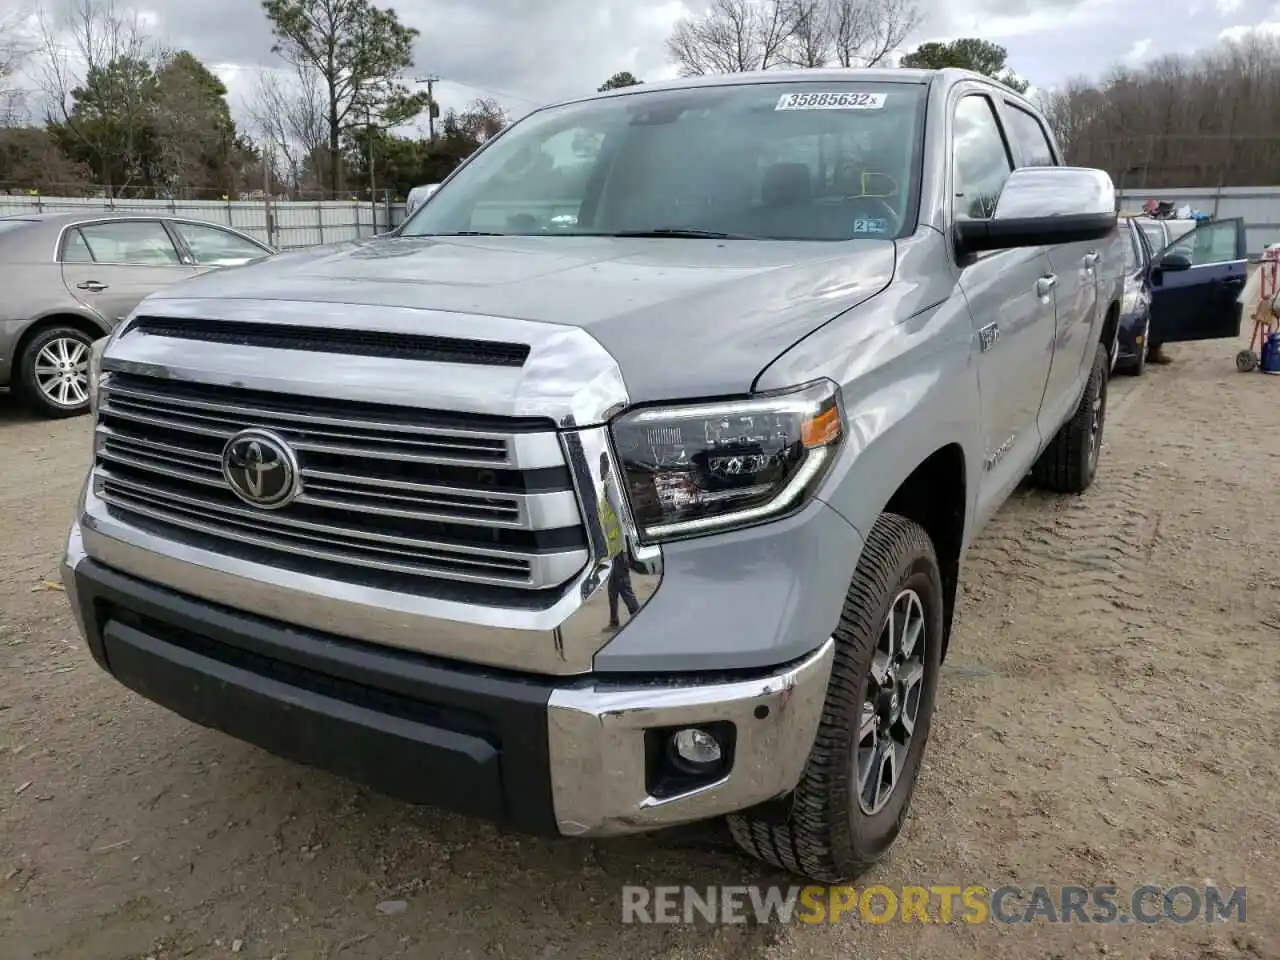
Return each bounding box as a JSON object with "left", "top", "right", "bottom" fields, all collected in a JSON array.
[
  {"left": 61, "top": 229, "right": 95, "bottom": 263},
  {"left": 952, "top": 95, "right": 1013, "bottom": 220},
  {"left": 1179, "top": 221, "right": 1241, "bottom": 266},
  {"left": 77, "top": 221, "right": 181, "bottom": 266},
  {"left": 1003, "top": 105, "right": 1057, "bottom": 167},
  {"left": 173, "top": 222, "right": 269, "bottom": 266}
]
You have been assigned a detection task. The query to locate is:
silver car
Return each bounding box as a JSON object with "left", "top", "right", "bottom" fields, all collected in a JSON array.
[{"left": 0, "top": 211, "right": 274, "bottom": 418}]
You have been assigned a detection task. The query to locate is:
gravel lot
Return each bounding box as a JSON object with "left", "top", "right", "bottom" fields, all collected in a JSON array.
[{"left": 2, "top": 334, "right": 1278, "bottom": 960}]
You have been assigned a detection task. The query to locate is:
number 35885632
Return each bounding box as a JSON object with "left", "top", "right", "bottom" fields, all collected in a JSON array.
[{"left": 774, "top": 92, "right": 887, "bottom": 111}]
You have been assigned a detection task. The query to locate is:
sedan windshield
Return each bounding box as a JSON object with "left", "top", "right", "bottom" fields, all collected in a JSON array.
[{"left": 401, "top": 81, "right": 925, "bottom": 242}]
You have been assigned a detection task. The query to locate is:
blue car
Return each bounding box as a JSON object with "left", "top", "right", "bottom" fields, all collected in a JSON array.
[{"left": 1115, "top": 214, "right": 1247, "bottom": 375}]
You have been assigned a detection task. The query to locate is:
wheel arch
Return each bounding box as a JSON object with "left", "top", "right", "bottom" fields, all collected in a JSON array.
[
  {"left": 13, "top": 312, "right": 111, "bottom": 373},
  {"left": 883, "top": 443, "right": 967, "bottom": 660}
]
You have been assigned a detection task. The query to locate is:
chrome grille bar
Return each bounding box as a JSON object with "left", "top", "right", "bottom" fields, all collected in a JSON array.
[{"left": 94, "top": 373, "right": 588, "bottom": 591}]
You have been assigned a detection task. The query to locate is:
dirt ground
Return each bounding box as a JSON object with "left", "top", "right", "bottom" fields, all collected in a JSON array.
[{"left": 1, "top": 332, "right": 1278, "bottom": 960}]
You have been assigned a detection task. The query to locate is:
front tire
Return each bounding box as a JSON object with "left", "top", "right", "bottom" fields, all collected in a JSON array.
[
  {"left": 728, "top": 513, "right": 944, "bottom": 883},
  {"left": 1125, "top": 317, "right": 1149, "bottom": 377},
  {"left": 1030, "top": 341, "right": 1109, "bottom": 494},
  {"left": 16, "top": 326, "right": 95, "bottom": 419}
]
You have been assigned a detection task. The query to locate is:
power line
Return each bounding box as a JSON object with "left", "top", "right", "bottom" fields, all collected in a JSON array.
[{"left": 431, "top": 76, "right": 543, "bottom": 107}]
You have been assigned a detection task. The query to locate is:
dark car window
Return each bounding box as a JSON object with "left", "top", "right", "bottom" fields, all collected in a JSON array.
[
  {"left": 401, "top": 81, "right": 927, "bottom": 242},
  {"left": 75, "top": 220, "right": 181, "bottom": 266},
  {"left": 172, "top": 221, "right": 270, "bottom": 265},
  {"left": 1003, "top": 105, "right": 1057, "bottom": 167},
  {"left": 952, "top": 94, "right": 1013, "bottom": 220}
]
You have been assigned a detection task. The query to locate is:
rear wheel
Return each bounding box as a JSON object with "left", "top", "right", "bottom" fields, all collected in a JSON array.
[
  {"left": 1031, "top": 341, "right": 1108, "bottom": 494},
  {"left": 16, "top": 326, "right": 95, "bottom": 419},
  {"left": 727, "top": 512, "right": 943, "bottom": 883}
]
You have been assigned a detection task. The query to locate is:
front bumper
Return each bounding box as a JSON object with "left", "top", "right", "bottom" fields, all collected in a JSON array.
[{"left": 62, "top": 523, "right": 834, "bottom": 837}]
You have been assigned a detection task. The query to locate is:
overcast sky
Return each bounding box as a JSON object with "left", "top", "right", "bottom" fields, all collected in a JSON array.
[{"left": 14, "top": 0, "right": 1280, "bottom": 134}]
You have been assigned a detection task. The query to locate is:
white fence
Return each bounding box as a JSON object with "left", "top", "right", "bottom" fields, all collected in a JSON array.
[
  {"left": 4, "top": 186, "right": 1279, "bottom": 255},
  {"left": 0, "top": 194, "right": 410, "bottom": 250}
]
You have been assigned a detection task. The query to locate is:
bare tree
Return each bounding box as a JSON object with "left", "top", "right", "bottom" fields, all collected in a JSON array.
[
  {"left": 667, "top": 0, "right": 919, "bottom": 76},
  {"left": 666, "top": 0, "right": 794, "bottom": 75},
  {"left": 37, "top": 0, "right": 153, "bottom": 191},
  {"left": 829, "top": 0, "right": 919, "bottom": 68},
  {"left": 1, "top": 5, "right": 38, "bottom": 123},
  {"left": 1042, "top": 31, "right": 1280, "bottom": 189},
  {"left": 247, "top": 65, "right": 328, "bottom": 195}
]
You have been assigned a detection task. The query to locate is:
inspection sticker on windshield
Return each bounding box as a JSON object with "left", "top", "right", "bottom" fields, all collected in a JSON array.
[{"left": 775, "top": 92, "right": 886, "bottom": 111}]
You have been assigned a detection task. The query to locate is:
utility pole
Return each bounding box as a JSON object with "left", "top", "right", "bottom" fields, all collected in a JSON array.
[{"left": 415, "top": 74, "right": 441, "bottom": 141}]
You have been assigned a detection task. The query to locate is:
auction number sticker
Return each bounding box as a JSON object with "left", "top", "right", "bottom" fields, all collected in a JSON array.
[{"left": 775, "top": 92, "right": 887, "bottom": 110}]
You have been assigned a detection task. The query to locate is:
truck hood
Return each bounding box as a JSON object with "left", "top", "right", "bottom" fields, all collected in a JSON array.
[{"left": 145, "top": 235, "right": 895, "bottom": 404}]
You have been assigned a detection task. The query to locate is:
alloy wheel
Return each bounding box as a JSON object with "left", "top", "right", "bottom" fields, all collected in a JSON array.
[
  {"left": 857, "top": 588, "right": 928, "bottom": 815},
  {"left": 33, "top": 337, "right": 90, "bottom": 409}
]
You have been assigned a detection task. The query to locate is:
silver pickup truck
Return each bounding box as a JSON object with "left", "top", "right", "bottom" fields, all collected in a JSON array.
[{"left": 62, "top": 68, "right": 1125, "bottom": 882}]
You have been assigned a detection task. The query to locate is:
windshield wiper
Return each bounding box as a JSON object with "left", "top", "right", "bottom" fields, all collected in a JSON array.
[
  {"left": 601, "top": 228, "right": 760, "bottom": 240},
  {"left": 414, "top": 231, "right": 508, "bottom": 237}
]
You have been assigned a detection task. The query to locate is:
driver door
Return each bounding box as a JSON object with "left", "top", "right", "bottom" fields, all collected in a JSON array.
[{"left": 1148, "top": 218, "right": 1247, "bottom": 344}]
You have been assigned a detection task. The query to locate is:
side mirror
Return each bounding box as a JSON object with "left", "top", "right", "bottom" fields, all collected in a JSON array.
[
  {"left": 954, "top": 166, "right": 1117, "bottom": 256},
  {"left": 1157, "top": 253, "right": 1192, "bottom": 272}
]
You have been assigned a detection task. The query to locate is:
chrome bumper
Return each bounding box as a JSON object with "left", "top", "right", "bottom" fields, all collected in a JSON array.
[{"left": 547, "top": 638, "right": 834, "bottom": 836}]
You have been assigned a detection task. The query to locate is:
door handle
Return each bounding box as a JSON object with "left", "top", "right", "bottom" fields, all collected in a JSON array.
[
  {"left": 76, "top": 280, "right": 108, "bottom": 292},
  {"left": 1036, "top": 275, "right": 1058, "bottom": 297}
]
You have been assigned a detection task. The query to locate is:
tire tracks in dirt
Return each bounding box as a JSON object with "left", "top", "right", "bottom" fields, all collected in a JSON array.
[{"left": 963, "top": 375, "right": 1157, "bottom": 628}]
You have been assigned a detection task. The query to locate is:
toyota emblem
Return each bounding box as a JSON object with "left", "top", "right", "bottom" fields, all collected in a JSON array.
[{"left": 221, "top": 429, "right": 300, "bottom": 509}]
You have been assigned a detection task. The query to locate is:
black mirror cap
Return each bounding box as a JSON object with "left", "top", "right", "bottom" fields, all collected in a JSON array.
[
  {"left": 1158, "top": 252, "right": 1192, "bottom": 271},
  {"left": 955, "top": 212, "right": 1117, "bottom": 256}
]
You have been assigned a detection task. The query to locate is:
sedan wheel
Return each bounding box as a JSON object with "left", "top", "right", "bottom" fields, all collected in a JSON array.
[{"left": 17, "top": 327, "right": 95, "bottom": 419}]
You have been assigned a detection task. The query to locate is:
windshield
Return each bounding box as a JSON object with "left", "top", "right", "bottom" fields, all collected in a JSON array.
[{"left": 400, "top": 81, "right": 925, "bottom": 242}]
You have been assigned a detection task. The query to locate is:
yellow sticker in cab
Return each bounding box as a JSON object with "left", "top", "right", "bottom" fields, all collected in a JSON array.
[{"left": 775, "top": 92, "right": 887, "bottom": 111}]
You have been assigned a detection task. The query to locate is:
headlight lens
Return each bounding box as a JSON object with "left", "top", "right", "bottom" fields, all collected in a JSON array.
[
  {"left": 609, "top": 379, "right": 844, "bottom": 543},
  {"left": 87, "top": 337, "right": 107, "bottom": 414}
]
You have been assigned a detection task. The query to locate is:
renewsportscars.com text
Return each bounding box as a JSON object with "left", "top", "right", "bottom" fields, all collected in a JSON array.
[{"left": 621, "top": 884, "right": 1246, "bottom": 925}]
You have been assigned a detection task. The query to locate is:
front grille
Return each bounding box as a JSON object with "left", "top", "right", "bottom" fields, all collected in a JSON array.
[{"left": 94, "top": 372, "right": 589, "bottom": 593}]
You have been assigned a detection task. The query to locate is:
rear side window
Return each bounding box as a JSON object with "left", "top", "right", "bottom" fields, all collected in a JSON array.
[
  {"left": 1003, "top": 105, "right": 1057, "bottom": 167},
  {"left": 62, "top": 229, "right": 94, "bottom": 263},
  {"left": 76, "top": 220, "right": 181, "bottom": 265},
  {"left": 952, "top": 95, "right": 1012, "bottom": 220}
]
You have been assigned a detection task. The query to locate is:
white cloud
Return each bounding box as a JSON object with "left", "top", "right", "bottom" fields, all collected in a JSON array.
[
  {"left": 1219, "top": 19, "right": 1280, "bottom": 40},
  {"left": 1124, "top": 38, "right": 1153, "bottom": 62},
  {"left": 1215, "top": 0, "right": 1243, "bottom": 13}
]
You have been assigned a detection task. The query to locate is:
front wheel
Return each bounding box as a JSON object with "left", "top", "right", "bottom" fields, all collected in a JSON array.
[
  {"left": 1126, "top": 317, "right": 1149, "bottom": 377},
  {"left": 16, "top": 326, "right": 96, "bottom": 419},
  {"left": 1030, "top": 341, "right": 1109, "bottom": 494},
  {"left": 728, "top": 512, "right": 943, "bottom": 882}
]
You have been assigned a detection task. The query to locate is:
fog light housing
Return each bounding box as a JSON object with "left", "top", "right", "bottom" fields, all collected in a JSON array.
[
  {"left": 645, "top": 721, "right": 736, "bottom": 799},
  {"left": 671, "top": 728, "right": 722, "bottom": 769}
]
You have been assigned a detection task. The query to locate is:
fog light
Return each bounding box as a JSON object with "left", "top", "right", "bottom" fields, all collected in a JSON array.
[{"left": 671, "top": 728, "right": 722, "bottom": 767}]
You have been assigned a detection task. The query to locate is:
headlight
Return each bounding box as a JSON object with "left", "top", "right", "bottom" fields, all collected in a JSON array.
[
  {"left": 609, "top": 379, "right": 844, "bottom": 543},
  {"left": 87, "top": 337, "right": 107, "bottom": 414}
]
